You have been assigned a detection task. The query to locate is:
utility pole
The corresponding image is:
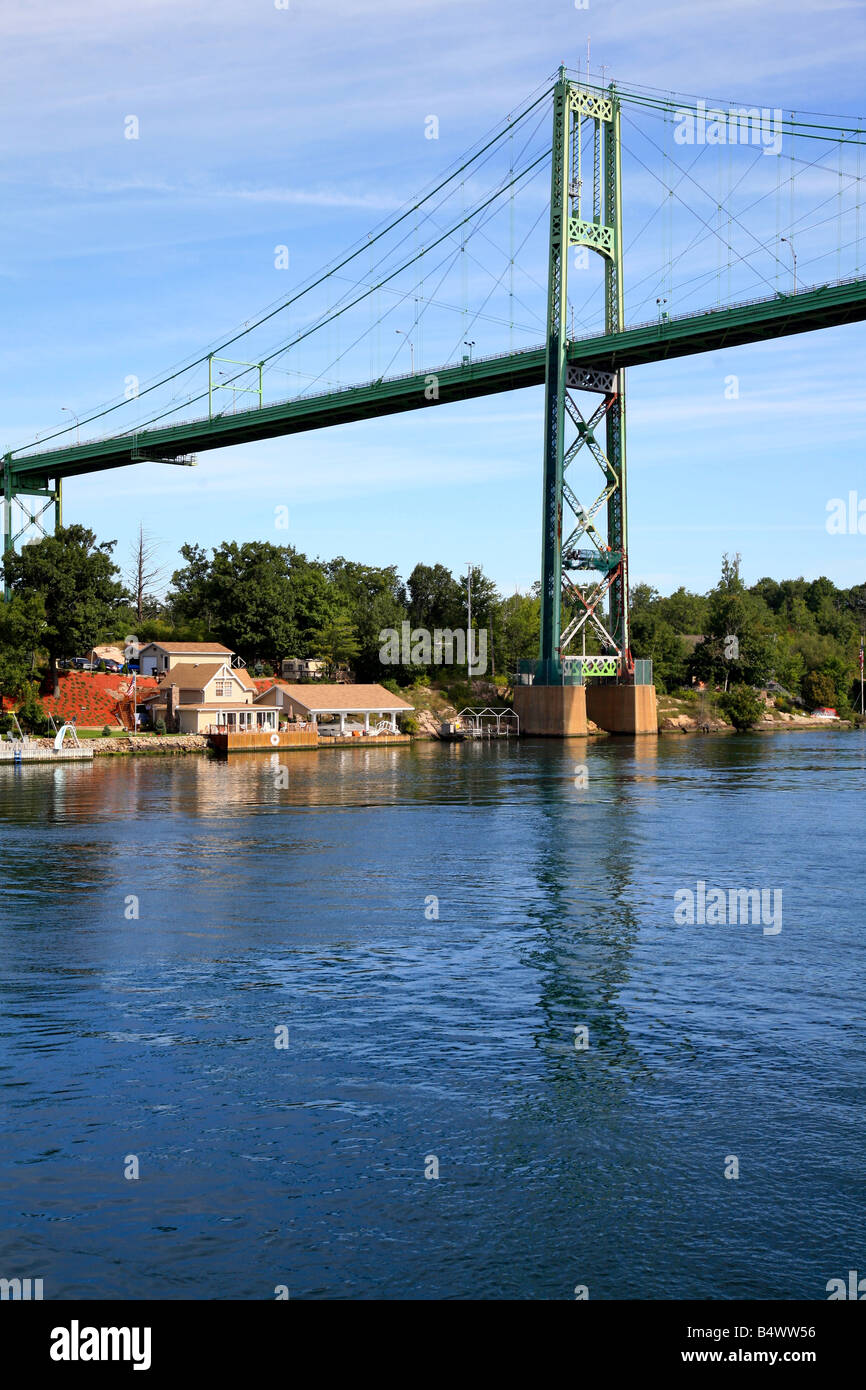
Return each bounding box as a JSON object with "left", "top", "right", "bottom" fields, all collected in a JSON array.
[{"left": 467, "top": 563, "right": 472, "bottom": 679}]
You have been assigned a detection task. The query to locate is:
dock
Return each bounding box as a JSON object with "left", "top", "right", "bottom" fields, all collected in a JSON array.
[
  {"left": 208, "top": 729, "right": 410, "bottom": 755},
  {"left": 0, "top": 746, "right": 94, "bottom": 764},
  {"left": 0, "top": 721, "right": 94, "bottom": 764}
]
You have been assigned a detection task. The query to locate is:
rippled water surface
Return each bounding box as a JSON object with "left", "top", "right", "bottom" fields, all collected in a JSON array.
[{"left": 1, "top": 733, "right": 864, "bottom": 1299}]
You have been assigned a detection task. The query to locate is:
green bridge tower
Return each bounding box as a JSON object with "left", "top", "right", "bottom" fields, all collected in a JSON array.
[{"left": 538, "top": 67, "right": 631, "bottom": 684}]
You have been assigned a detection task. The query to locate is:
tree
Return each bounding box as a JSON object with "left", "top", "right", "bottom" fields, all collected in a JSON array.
[
  {"left": 125, "top": 525, "right": 164, "bottom": 624},
  {"left": 407, "top": 562, "right": 464, "bottom": 632},
  {"left": 311, "top": 610, "right": 360, "bottom": 675},
  {"left": 326, "top": 558, "right": 408, "bottom": 680},
  {"left": 630, "top": 610, "right": 687, "bottom": 693},
  {"left": 496, "top": 592, "right": 540, "bottom": 677},
  {"left": 719, "top": 684, "right": 764, "bottom": 732},
  {"left": 0, "top": 593, "right": 47, "bottom": 698},
  {"left": 656, "top": 585, "right": 708, "bottom": 634},
  {"left": 802, "top": 669, "right": 839, "bottom": 711},
  {"left": 689, "top": 554, "right": 774, "bottom": 690},
  {"left": 167, "top": 543, "right": 217, "bottom": 634},
  {"left": 2, "top": 526, "right": 124, "bottom": 694},
  {"left": 15, "top": 681, "right": 48, "bottom": 734},
  {"left": 169, "top": 541, "right": 298, "bottom": 665}
]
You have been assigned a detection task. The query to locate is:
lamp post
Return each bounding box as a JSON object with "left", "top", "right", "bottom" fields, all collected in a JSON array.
[
  {"left": 464, "top": 339, "right": 475, "bottom": 363},
  {"left": 781, "top": 236, "right": 798, "bottom": 294},
  {"left": 395, "top": 329, "right": 414, "bottom": 374},
  {"left": 62, "top": 407, "right": 80, "bottom": 444}
]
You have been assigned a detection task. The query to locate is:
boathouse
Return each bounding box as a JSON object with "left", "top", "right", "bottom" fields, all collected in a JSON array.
[{"left": 253, "top": 682, "right": 414, "bottom": 735}]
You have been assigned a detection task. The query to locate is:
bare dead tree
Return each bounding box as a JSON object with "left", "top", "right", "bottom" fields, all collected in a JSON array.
[{"left": 126, "top": 525, "right": 165, "bottom": 624}]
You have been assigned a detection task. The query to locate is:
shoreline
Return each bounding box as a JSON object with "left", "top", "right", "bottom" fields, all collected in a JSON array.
[{"left": 1, "top": 719, "right": 856, "bottom": 760}]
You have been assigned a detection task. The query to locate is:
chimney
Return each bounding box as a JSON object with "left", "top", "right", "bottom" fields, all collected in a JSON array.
[{"left": 166, "top": 682, "right": 179, "bottom": 732}]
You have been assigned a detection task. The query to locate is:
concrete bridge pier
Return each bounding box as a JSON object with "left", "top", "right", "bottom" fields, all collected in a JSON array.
[{"left": 513, "top": 684, "right": 657, "bottom": 736}]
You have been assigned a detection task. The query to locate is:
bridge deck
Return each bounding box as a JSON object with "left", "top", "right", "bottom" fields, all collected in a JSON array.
[{"left": 9, "top": 277, "right": 866, "bottom": 488}]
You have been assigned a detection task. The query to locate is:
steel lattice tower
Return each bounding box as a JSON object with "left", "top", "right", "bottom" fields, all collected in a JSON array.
[{"left": 537, "top": 68, "right": 632, "bottom": 683}]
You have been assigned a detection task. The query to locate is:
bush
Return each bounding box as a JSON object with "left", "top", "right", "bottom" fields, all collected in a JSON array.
[
  {"left": 154, "top": 717, "right": 167, "bottom": 735},
  {"left": 802, "top": 670, "right": 837, "bottom": 710},
  {"left": 443, "top": 681, "right": 474, "bottom": 710},
  {"left": 101, "top": 725, "right": 112, "bottom": 737},
  {"left": 719, "top": 684, "right": 764, "bottom": 732},
  {"left": 400, "top": 714, "right": 420, "bottom": 735},
  {"left": 15, "top": 683, "right": 48, "bottom": 735}
]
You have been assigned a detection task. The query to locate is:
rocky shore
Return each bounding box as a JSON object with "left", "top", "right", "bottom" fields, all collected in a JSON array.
[{"left": 23, "top": 734, "right": 211, "bottom": 756}]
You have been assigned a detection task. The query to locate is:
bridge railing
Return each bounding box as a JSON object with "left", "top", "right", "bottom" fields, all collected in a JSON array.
[{"left": 515, "top": 656, "right": 654, "bottom": 686}]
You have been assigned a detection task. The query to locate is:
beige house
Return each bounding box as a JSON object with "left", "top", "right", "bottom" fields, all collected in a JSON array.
[
  {"left": 280, "top": 657, "right": 327, "bottom": 681},
  {"left": 254, "top": 682, "right": 413, "bottom": 735},
  {"left": 143, "top": 661, "right": 278, "bottom": 734},
  {"left": 138, "top": 641, "right": 235, "bottom": 678}
]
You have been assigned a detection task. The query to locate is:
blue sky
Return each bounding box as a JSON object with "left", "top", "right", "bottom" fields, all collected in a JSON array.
[{"left": 2, "top": 0, "right": 866, "bottom": 599}]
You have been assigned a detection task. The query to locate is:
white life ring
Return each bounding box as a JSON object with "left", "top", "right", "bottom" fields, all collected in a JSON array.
[{"left": 270, "top": 733, "right": 280, "bottom": 746}]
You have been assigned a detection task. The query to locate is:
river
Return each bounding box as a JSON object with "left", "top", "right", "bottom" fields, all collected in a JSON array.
[{"left": 1, "top": 733, "right": 863, "bottom": 1299}]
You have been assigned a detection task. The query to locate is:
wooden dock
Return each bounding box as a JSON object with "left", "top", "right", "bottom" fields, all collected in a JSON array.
[{"left": 208, "top": 729, "right": 410, "bottom": 755}]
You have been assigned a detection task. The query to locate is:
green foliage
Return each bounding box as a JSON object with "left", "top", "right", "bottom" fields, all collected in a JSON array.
[
  {"left": 153, "top": 717, "right": 167, "bottom": 735},
  {"left": 311, "top": 610, "right": 360, "bottom": 675},
  {"left": 442, "top": 680, "right": 475, "bottom": 710},
  {"left": 497, "top": 591, "right": 540, "bottom": 675},
  {"left": 0, "top": 593, "right": 46, "bottom": 698},
  {"left": 15, "top": 681, "right": 48, "bottom": 734},
  {"left": 5, "top": 521, "right": 864, "bottom": 722},
  {"left": 630, "top": 609, "right": 686, "bottom": 693},
  {"left": 689, "top": 554, "right": 774, "bottom": 689},
  {"left": 101, "top": 725, "right": 113, "bottom": 737},
  {"left": 326, "top": 557, "right": 407, "bottom": 679},
  {"left": 407, "top": 562, "right": 464, "bottom": 631},
  {"left": 2, "top": 526, "right": 124, "bottom": 691},
  {"left": 719, "top": 684, "right": 765, "bottom": 732},
  {"left": 802, "top": 670, "right": 837, "bottom": 709},
  {"left": 400, "top": 714, "right": 420, "bottom": 734}
]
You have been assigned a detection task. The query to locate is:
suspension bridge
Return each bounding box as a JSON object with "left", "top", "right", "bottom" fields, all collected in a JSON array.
[{"left": 4, "top": 68, "right": 866, "bottom": 732}]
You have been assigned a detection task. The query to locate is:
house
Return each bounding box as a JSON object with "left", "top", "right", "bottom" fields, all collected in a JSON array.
[
  {"left": 138, "top": 641, "right": 235, "bottom": 678},
  {"left": 86, "top": 645, "right": 126, "bottom": 670},
  {"left": 141, "top": 661, "right": 278, "bottom": 734},
  {"left": 254, "top": 682, "right": 413, "bottom": 734},
  {"left": 280, "top": 657, "right": 327, "bottom": 681}
]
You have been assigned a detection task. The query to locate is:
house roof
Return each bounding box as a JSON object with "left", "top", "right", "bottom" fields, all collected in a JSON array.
[
  {"left": 255, "top": 682, "right": 414, "bottom": 712},
  {"left": 141, "top": 641, "right": 234, "bottom": 655},
  {"left": 159, "top": 662, "right": 225, "bottom": 686},
  {"left": 156, "top": 661, "right": 257, "bottom": 690}
]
